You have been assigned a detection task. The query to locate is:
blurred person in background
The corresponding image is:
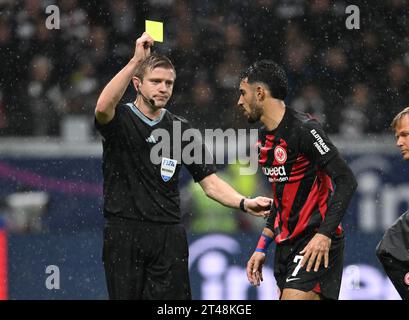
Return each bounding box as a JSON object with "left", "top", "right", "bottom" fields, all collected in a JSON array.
[
  {"left": 380, "top": 60, "right": 409, "bottom": 127},
  {"left": 318, "top": 47, "right": 350, "bottom": 133},
  {"left": 0, "top": 18, "right": 14, "bottom": 134},
  {"left": 376, "top": 106, "right": 409, "bottom": 300},
  {"left": 26, "top": 55, "right": 66, "bottom": 136},
  {"left": 292, "top": 84, "right": 326, "bottom": 126},
  {"left": 184, "top": 163, "right": 268, "bottom": 235},
  {"left": 339, "top": 83, "right": 371, "bottom": 138}
]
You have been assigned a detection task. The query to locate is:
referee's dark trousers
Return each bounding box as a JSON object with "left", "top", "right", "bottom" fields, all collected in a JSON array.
[{"left": 376, "top": 211, "right": 409, "bottom": 300}]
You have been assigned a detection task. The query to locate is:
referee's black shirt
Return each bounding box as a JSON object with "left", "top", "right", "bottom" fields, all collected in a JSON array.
[{"left": 95, "top": 103, "right": 216, "bottom": 224}]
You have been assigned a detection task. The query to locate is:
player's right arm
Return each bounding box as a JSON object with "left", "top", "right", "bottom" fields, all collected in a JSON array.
[
  {"left": 95, "top": 32, "right": 154, "bottom": 125},
  {"left": 246, "top": 227, "right": 274, "bottom": 286}
]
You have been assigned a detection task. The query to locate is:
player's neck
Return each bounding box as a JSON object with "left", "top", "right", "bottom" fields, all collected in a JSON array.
[
  {"left": 134, "top": 97, "right": 163, "bottom": 120},
  {"left": 261, "top": 100, "right": 286, "bottom": 131}
]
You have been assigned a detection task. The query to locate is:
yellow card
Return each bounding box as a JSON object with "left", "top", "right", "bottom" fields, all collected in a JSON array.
[{"left": 145, "top": 20, "right": 163, "bottom": 42}]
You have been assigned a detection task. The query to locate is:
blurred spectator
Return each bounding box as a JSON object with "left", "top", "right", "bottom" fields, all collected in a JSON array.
[
  {"left": 292, "top": 84, "right": 326, "bottom": 126},
  {"left": 339, "top": 83, "right": 371, "bottom": 138},
  {"left": 182, "top": 163, "right": 266, "bottom": 234},
  {"left": 184, "top": 78, "right": 216, "bottom": 131},
  {"left": 215, "top": 50, "right": 247, "bottom": 129},
  {"left": 59, "top": 0, "right": 89, "bottom": 42},
  {"left": 66, "top": 58, "right": 98, "bottom": 115},
  {"left": 319, "top": 47, "right": 350, "bottom": 132},
  {"left": 284, "top": 38, "right": 313, "bottom": 101},
  {"left": 0, "top": 18, "right": 14, "bottom": 133},
  {"left": 26, "top": 55, "right": 66, "bottom": 136},
  {"left": 108, "top": 0, "right": 136, "bottom": 40},
  {"left": 377, "top": 60, "right": 409, "bottom": 131}
]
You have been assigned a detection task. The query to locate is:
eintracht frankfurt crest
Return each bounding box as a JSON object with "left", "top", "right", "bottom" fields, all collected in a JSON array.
[{"left": 274, "top": 146, "right": 287, "bottom": 164}]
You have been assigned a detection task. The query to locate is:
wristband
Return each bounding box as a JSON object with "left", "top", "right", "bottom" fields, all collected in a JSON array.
[
  {"left": 255, "top": 233, "right": 273, "bottom": 254},
  {"left": 239, "top": 198, "right": 247, "bottom": 212}
]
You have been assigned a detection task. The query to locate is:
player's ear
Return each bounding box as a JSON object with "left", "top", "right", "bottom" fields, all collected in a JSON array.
[{"left": 256, "top": 85, "right": 265, "bottom": 101}]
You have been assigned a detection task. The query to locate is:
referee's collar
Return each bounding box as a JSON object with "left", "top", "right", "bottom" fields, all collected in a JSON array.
[{"left": 127, "top": 103, "right": 167, "bottom": 126}]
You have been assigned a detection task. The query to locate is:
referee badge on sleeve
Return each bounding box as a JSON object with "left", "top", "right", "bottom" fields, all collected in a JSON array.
[{"left": 161, "top": 157, "right": 177, "bottom": 182}]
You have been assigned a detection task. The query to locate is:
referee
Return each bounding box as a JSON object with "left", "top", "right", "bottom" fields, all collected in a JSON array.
[
  {"left": 376, "top": 107, "right": 409, "bottom": 300},
  {"left": 94, "top": 32, "right": 272, "bottom": 300}
]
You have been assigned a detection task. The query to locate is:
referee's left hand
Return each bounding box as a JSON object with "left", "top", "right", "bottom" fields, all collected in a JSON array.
[
  {"left": 245, "top": 197, "right": 272, "bottom": 218},
  {"left": 299, "top": 233, "right": 332, "bottom": 272}
]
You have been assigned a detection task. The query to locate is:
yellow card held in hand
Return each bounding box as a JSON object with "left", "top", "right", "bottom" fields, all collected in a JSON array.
[{"left": 145, "top": 20, "right": 163, "bottom": 42}]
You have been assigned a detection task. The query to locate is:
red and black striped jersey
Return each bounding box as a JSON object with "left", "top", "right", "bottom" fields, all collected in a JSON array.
[{"left": 259, "top": 107, "right": 343, "bottom": 244}]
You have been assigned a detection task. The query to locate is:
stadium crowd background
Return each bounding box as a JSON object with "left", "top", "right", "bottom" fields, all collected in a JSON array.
[{"left": 0, "top": 0, "right": 408, "bottom": 138}]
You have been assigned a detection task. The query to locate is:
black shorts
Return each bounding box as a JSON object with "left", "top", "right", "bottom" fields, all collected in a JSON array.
[
  {"left": 274, "top": 233, "right": 345, "bottom": 300},
  {"left": 102, "top": 218, "right": 191, "bottom": 300}
]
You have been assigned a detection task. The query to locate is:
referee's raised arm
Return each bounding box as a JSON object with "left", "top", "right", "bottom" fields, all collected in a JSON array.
[{"left": 95, "top": 32, "right": 154, "bottom": 125}]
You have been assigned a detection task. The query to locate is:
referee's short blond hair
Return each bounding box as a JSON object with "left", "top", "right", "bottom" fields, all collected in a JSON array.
[{"left": 391, "top": 106, "right": 409, "bottom": 130}]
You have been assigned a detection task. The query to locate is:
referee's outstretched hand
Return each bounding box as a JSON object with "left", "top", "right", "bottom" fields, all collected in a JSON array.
[
  {"left": 133, "top": 32, "right": 154, "bottom": 63},
  {"left": 245, "top": 197, "right": 273, "bottom": 218},
  {"left": 299, "top": 233, "right": 332, "bottom": 272},
  {"left": 247, "top": 251, "right": 266, "bottom": 287}
]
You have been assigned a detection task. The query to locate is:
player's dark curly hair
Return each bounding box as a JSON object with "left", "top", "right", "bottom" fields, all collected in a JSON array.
[{"left": 240, "top": 60, "right": 288, "bottom": 100}]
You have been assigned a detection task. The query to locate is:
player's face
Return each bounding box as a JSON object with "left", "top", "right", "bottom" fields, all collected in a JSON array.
[
  {"left": 139, "top": 67, "right": 175, "bottom": 108},
  {"left": 237, "top": 79, "right": 262, "bottom": 123},
  {"left": 395, "top": 114, "right": 409, "bottom": 160}
]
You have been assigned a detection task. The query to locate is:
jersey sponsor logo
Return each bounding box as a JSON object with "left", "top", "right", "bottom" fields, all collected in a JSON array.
[
  {"left": 274, "top": 146, "right": 287, "bottom": 164},
  {"left": 404, "top": 272, "right": 409, "bottom": 286},
  {"left": 268, "top": 176, "right": 289, "bottom": 183},
  {"left": 146, "top": 134, "right": 157, "bottom": 143},
  {"left": 262, "top": 166, "right": 289, "bottom": 183},
  {"left": 262, "top": 166, "right": 286, "bottom": 176},
  {"left": 161, "top": 157, "right": 177, "bottom": 182},
  {"left": 310, "top": 129, "right": 330, "bottom": 155}
]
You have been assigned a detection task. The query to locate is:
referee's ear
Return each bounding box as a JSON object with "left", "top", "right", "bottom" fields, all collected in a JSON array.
[{"left": 132, "top": 76, "right": 141, "bottom": 92}]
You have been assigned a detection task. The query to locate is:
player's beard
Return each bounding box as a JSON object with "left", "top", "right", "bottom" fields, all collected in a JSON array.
[{"left": 247, "top": 98, "right": 262, "bottom": 123}]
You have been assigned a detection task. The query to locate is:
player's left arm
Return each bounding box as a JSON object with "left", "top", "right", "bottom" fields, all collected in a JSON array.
[
  {"left": 318, "top": 155, "right": 358, "bottom": 237},
  {"left": 300, "top": 155, "right": 357, "bottom": 271},
  {"left": 299, "top": 121, "right": 358, "bottom": 272},
  {"left": 199, "top": 173, "right": 272, "bottom": 218}
]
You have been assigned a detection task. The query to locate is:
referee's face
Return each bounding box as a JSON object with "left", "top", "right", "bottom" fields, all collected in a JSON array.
[
  {"left": 138, "top": 67, "right": 175, "bottom": 108},
  {"left": 395, "top": 114, "right": 409, "bottom": 161},
  {"left": 238, "top": 79, "right": 262, "bottom": 123}
]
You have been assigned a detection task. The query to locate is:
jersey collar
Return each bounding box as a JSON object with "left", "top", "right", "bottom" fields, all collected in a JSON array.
[{"left": 127, "top": 102, "right": 167, "bottom": 127}]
